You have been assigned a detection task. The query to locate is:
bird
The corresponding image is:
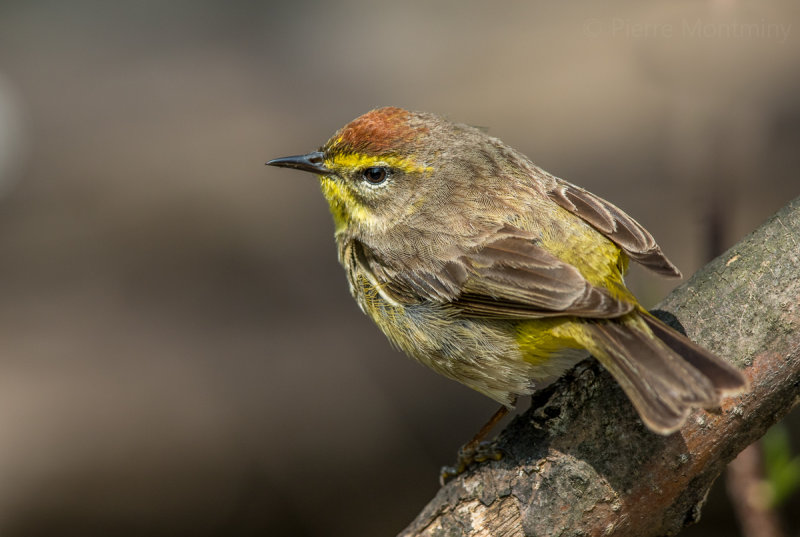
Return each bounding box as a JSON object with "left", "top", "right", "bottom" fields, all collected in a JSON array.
[{"left": 267, "top": 106, "right": 747, "bottom": 474}]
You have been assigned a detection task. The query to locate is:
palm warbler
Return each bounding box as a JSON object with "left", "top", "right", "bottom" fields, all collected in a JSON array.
[{"left": 268, "top": 107, "right": 747, "bottom": 438}]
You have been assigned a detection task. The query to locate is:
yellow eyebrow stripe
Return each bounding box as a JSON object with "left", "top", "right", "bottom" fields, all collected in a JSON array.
[{"left": 325, "top": 153, "right": 432, "bottom": 175}]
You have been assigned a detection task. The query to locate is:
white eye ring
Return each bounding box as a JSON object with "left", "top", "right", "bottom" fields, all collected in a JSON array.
[{"left": 362, "top": 166, "right": 389, "bottom": 185}]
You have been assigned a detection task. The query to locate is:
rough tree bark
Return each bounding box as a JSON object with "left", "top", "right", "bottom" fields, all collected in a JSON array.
[{"left": 399, "top": 196, "right": 800, "bottom": 537}]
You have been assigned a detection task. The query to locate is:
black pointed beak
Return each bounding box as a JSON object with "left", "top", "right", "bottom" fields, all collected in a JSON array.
[{"left": 266, "top": 151, "right": 331, "bottom": 175}]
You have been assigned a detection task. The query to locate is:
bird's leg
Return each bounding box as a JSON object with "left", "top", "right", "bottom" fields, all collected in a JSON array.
[{"left": 439, "top": 401, "right": 512, "bottom": 485}]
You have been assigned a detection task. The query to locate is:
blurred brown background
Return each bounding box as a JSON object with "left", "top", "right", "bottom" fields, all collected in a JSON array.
[{"left": 0, "top": 1, "right": 798, "bottom": 535}]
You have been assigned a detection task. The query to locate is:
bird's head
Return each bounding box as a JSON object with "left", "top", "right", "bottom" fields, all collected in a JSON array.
[{"left": 269, "top": 107, "right": 489, "bottom": 237}]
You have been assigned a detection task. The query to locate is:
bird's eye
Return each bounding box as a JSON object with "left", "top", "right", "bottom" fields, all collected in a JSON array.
[{"left": 362, "top": 166, "right": 388, "bottom": 185}]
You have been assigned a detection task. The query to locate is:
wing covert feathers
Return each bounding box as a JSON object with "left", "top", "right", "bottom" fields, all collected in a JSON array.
[
  {"left": 350, "top": 231, "right": 635, "bottom": 319},
  {"left": 454, "top": 236, "right": 633, "bottom": 319},
  {"left": 548, "top": 180, "right": 682, "bottom": 278}
]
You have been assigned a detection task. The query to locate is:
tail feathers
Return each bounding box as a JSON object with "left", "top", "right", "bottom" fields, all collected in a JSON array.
[
  {"left": 585, "top": 314, "right": 747, "bottom": 434},
  {"left": 640, "top": 313, "right": 749, "bottom": 395}
]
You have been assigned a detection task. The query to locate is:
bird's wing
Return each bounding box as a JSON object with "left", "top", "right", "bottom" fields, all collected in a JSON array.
[
  {"left": 349, "top": 226, "right": 634, "bottom": 319},
  {"left": 547, "top": 179, "right": 682, "bottom": 278}
]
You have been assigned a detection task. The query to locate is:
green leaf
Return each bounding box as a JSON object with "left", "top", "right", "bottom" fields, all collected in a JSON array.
[{"left": 762, "top": 423, "right": 800, "bottom": 508}]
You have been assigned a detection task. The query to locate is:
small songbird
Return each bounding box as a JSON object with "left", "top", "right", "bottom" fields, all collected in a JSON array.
[{"left": 268, "top": 107, "right": 747, "bottom": 458}]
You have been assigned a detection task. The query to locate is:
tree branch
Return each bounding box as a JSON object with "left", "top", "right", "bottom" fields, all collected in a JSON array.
[{"left": 400, "top": 196, "right": 800, "bottom": 537}]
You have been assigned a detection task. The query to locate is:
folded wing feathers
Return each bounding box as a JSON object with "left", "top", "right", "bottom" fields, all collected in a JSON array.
[
  {"left": 351, "top": 229, "right": 634, "bottom": 318},
  {"left": 455, "top": 235, "right": 633, "bottom": 318},
  {"left": 549, "top": 181, "right": 682, "bottom": 278}
]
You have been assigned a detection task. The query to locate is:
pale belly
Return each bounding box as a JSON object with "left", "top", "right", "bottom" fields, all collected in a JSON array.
[{"left": 360, "top": 294, "right": 586, "bottom": 406}]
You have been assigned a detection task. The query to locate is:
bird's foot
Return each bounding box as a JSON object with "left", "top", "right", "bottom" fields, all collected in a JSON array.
[
  {"left": 439, "top": 439, "right": 504, "bottom": 485},
  {"left": 438, "top": 402, "right": 513, "bottom": 485}
]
